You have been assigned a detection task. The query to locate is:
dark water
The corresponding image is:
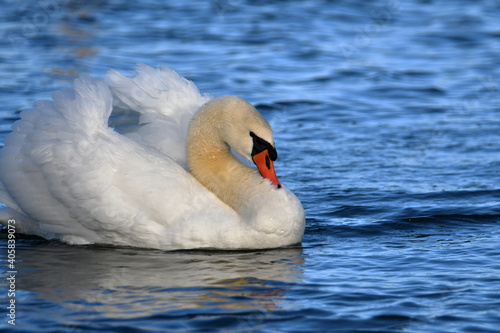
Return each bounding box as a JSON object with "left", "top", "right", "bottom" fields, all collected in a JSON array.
[{"left": 1, "top": 0, "right": 500, "bottom": 332}]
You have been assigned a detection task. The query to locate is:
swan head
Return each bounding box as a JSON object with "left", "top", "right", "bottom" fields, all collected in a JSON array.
[
  {"left": 217, "top": 96, "right": 281, "bottom": 188},
  {"left": 188, "top": 96, "right": 281, "bottom": 188}
]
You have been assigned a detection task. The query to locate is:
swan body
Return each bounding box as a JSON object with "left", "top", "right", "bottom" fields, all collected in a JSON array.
[{"left": 0, "top": 64, "right": 305, "bottom": 250}]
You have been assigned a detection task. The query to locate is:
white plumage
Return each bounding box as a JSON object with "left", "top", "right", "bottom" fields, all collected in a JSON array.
[{"left": 0, "top": 64, "right": 305, "bottom": 250}]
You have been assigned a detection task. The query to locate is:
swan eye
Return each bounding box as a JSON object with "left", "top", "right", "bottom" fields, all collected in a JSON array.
[{"left": 249, "top": 132, "right": 278, "bottom": 161}]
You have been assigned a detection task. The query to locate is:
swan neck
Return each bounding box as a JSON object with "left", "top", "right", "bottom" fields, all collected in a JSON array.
[{"left": 186, "top": 102, "right": 260, "bottom": 213}]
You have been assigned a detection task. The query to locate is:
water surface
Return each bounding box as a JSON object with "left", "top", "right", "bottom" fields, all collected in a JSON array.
[{"left": 1, "top": 0, "right": 500, "bottom": 332}]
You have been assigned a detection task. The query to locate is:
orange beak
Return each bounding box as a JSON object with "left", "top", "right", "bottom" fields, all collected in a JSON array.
[{"left": 252, "top": 149, "right": 282, "bottom": 188}]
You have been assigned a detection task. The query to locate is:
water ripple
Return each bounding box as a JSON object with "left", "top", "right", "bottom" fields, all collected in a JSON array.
[{"left": 1, "top": 0, "right": 500, "bottom": 332}]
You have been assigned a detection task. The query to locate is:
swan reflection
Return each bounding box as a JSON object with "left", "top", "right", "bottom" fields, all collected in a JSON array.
[{"left": 14, "top": 242, "right": 305, "bottom": 318}]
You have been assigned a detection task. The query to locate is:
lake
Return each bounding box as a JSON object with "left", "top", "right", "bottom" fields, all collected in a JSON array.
[{"left": 1, "top": 0, "right": 500, "bottom": 332}]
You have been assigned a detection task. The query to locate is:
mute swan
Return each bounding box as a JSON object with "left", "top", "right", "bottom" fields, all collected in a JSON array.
[{"left": 0, "top": 64, "right": 305, "bottom": 250}]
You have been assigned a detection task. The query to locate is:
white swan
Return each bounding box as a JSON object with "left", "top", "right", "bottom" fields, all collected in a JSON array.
[{"left": 0, "top": 64, "right": 305, "bottom": 250}]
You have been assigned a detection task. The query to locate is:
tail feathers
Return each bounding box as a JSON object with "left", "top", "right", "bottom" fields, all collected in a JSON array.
[
  {"left": 38, "top": 75, "right": 113, "bottom": 132},
  {"left": 0, "top": 206, "right": 43, "bottom": 236},
  {"left": 0, "top": 182, "right": 38, "bottom": 234},
  {"left": 0, "top": 181, "right": 22, "bottom": 213}
]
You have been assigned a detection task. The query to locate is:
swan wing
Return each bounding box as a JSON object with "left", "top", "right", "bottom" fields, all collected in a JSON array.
[
  {"left": 0, "top": 75, "right": 236, "bottom": 249},
  {"left": 105, "top": 64, "right": 212, "bottom": 167},
  {"left": 0, "top": 75, "right": 114, "bottom": 240}
]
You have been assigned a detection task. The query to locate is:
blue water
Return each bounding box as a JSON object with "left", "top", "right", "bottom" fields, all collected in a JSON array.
[{"left": 1, "top": 0, "right": 500, "bottom": 332}]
